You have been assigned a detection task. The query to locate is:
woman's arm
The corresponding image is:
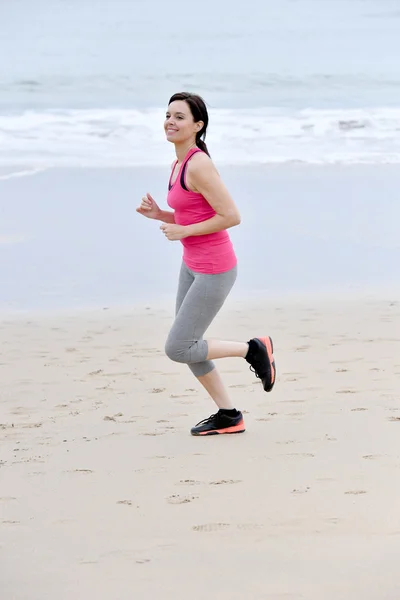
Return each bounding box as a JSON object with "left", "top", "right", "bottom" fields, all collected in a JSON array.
[
  {"left": 157, "top": 210, "right": 175, "bottom": 224},
  {"left": 185, "top": 154, "right": 241, "bottom": 236}
]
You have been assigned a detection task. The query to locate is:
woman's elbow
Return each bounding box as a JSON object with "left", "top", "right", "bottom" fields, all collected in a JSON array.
[
  {"left": 219, "top": 210, "right": 241, "bottom": 229},
  {"left": 229, "top": 211, "right": 241, "bottom": 227}
]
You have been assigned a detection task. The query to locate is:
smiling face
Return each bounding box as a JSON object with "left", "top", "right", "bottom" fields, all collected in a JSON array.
[{"left": 164, "top": 100, "right": 203, "bottom": 145}]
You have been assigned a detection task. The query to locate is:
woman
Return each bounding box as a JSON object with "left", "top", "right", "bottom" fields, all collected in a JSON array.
[{"left": 136, "top": 92, "right": 276, "bottom": 436}]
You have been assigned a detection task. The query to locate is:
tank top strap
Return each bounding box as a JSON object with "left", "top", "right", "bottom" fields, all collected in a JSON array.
[{"left": 180, "top": 148, "right": 202, "bottom": 192}]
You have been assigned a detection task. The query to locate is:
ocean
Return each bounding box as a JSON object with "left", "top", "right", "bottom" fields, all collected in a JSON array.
[
  {"left": 1, "top": 0, "right": 400, "bottom": 172},
  {"left": 1, "top": 0, "right": 400, "bottom": 311}
]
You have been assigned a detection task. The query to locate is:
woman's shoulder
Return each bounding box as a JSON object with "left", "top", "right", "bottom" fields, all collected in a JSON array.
[
  {"left": 191, "top": 149, "right": 212, "bottom": 163},
  {"left": 186, "top": 151, "right": 221, "bottom": 192},
  {"left": 188, "top": 150, "right": 216, "bottom": 174}
]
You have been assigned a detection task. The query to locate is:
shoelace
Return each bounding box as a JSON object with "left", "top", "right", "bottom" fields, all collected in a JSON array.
[
  {"left": 249, "top": 365, "right": 261, "bottom": 379},
  {"left": 195, "top": 413, "right": 217, "bottom": 427},
  {"left": 248, "top": 354, "right": 265, "bottom": 379}
]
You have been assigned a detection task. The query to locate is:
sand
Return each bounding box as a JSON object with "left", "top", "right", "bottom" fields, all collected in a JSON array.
[{"left": 1, "top": 295, "right": 400, "bottom": 599}]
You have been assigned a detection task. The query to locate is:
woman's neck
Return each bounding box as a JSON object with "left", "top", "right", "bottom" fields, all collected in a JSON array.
[{"left": 174, "top": 141, "right": 197, "bottom": 162}]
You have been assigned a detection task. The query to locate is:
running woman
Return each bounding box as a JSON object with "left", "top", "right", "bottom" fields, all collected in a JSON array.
[{"left": 136, "top": 92, "right": 276, "bottom": 435}]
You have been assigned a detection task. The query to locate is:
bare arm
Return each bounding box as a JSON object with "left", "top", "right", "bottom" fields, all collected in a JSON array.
[
  {"left": 184, "top": 154, "right": 241, "bottom": 237},
  {"left": 157, "top": 210, "right": 175, "bottom": 224}
]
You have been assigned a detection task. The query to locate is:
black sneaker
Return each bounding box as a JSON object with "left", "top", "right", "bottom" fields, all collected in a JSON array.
[
  {"left": 245, "top": 336, "right": 276, "bottom": 392},
  {"left": 190, "top": 410, "right": 245, "bottom": 436}
]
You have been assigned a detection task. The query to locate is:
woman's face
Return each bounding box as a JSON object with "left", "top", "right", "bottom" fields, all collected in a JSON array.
[{"left": 164, "top": 100, "right": 203, "bottom": 144}]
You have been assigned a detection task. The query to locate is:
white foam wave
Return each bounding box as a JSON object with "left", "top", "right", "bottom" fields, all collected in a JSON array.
[
  {"left": 1, "top": 107, "right": 400, "bottom": 167},
  {"left": 0, "top": 167, "right": 47, "bottom": 182}
]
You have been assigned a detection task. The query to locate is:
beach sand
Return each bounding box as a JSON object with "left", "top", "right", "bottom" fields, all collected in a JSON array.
[{"left": 1, "top": 295, "right": 400, "bottom": 599}]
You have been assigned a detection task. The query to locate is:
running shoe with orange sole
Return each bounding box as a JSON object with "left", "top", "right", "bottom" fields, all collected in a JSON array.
[
  {"left": 245, "top": 336, "right": 276, "bottom": 392},
  {"left": 191, "top": 410, "right": 245, "bottom": 436}
]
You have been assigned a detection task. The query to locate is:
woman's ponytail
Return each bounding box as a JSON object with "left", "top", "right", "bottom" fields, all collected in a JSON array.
[{"left": 196, "top": 133, "right": 210, "bottom": 157}]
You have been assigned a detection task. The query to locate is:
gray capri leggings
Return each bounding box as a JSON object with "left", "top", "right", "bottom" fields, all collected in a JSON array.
[{"left": 165, "top": 261, "right": 237, "bottom": 377}]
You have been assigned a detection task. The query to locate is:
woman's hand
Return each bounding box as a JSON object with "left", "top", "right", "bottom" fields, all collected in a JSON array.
[
  {"left": 136, "top": 193, "right": 161, "bottom": 219},
  {"left": 160, "top": 223, "right": 190, "bottom": 241}
]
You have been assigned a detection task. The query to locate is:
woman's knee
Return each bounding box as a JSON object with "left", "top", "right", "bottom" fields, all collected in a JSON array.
[{"left": 165, "top": 335, "right": 191, "bottom": 364}]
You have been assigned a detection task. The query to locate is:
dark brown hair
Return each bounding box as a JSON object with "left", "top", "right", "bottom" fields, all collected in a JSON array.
[{"left": 168, "top": 92, "right": 210, "bottom": 156}]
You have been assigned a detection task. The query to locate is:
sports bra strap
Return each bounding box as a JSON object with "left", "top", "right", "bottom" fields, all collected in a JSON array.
[{"left": 180, "top": 148, "right": 202, "bottom": 191}]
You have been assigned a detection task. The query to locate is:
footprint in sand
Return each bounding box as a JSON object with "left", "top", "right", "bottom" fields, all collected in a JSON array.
[
  {"left": 292, "top": 487, "right": 310, "bottom": 494},
  {"left": 229, "top": 383, "right": 251, "bottom": 389},
  {"left": 136, "top": 559, "right": 150, "bottom": 564},
  {"left": 193, "top": 523, "right": 263, "bottom": 532},
  {"left": 285, "top": 453, "right": 315, "bottom": 458},
  {"left": 178, "top": 479, "right": 203, "bottom": 486},
  {"left": 192, "top": 523, "right": 230, "bottom": 532},
  {"left": 209, "top": 479, "right": 241, "bottom": 486},
  {"left": 281, "top": 399, "right": 305, "bottom": 404},
  {"left": 363, "top": 455, "right": 382, "bottom": 460},
  {"left": 167, "top": 495, "right": 198, "bottom": 505},
  {"left": 256, "top": 413, "right": 278, "bottom": 422},
  {"left": 66, "top": 469, "right": 93, "bottom": 474}
]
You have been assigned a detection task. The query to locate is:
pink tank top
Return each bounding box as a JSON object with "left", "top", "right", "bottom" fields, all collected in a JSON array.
[{"left": 167, "top": 148, "right": 237, "bottom": 274}]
